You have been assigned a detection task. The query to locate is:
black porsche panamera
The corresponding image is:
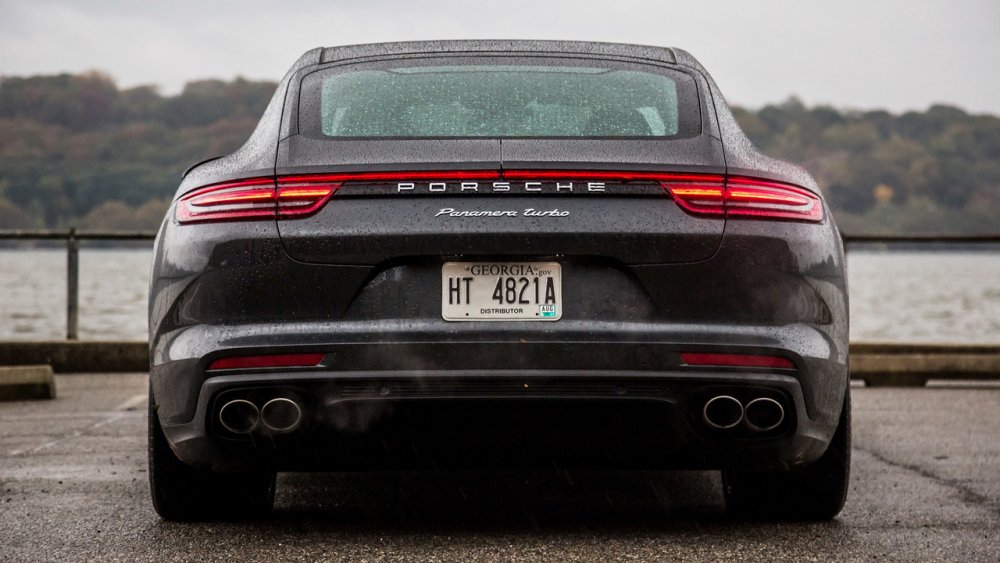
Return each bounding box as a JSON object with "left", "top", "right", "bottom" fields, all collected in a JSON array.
[{"left": 148, "top": 40, "right": 850, "bottom": 521}]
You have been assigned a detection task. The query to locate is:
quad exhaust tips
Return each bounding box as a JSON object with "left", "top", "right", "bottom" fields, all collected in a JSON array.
[
  {"left": 218, "top": 399, "right": 260, "bottom": 434},
  {"left": 744, "top": 397, "right": 785, "bottom": 432},
  {"left": 703, "top": 395, "right": 744, "bottom": 429},
  {"left": 260, "top": 397, "right": 303, "bottom": 433},
  {"left": 702, "top": 395, "right": 786, "bottom": 432},
  {"left": 218, "top": 396, "right": 303, "bottom": 434}
]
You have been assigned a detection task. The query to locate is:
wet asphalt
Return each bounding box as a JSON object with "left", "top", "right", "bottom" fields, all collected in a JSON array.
[{"left": 1, "top": 374, "right": 998, "bottom": 562}]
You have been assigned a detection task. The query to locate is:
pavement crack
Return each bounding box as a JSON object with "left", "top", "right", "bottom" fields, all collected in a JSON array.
[
  {"left": 113, "top": 393, "right": 149, "bottom": 412},
  {"left": 856, "top": 444, "right": 1000, "bottom": 521}
]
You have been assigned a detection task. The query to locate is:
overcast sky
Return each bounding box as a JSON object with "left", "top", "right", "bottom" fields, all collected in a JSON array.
[{"left": 1, "top": 0, "right": 998, "bottom": 115}]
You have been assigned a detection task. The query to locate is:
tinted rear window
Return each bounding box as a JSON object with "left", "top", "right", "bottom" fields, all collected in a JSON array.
[{"left": 298, "top": 59, "right": 701, "bottom": 139}]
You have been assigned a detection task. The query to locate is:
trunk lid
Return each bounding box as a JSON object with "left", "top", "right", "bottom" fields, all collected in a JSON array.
[{"left": 274, "top": 136, "right": 726, "bottom": 265}]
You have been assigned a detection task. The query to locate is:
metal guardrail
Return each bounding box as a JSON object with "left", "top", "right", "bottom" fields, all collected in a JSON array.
[
  {"left": 0, "top": 229, "right": 156, "bottom": 241},
  {"left": 842, "top": 234, "right": 1000, "bottom": 244},
  {"left": 0, "top": 229, "right": 155, "bottom": 339},
  {"left": 1, "top": 229, "right": 1000, "bottom": 340}
]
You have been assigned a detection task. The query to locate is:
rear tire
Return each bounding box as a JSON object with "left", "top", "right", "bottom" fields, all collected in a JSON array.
[
  {"left": 148, "top": 386, "right": 276, "bottom": 521},
  {"left": 722, "top": 387, "right": 851, "bottom": 521}
]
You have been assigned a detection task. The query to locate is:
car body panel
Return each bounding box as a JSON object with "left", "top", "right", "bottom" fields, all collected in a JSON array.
[{"left": 149, "top": 40, "right": 848, "bottom": 474}]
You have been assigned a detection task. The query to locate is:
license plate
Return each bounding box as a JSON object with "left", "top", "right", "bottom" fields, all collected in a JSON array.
[{"left": 441, "top": 262, "right": 562, "bottom": 321}]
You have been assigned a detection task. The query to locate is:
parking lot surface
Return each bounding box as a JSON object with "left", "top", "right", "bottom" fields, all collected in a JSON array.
[{"left": 1, "top": 374, "right": 998, "bottom": 562}]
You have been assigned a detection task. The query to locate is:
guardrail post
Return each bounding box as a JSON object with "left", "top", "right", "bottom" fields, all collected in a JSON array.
[{"left": 66, "top": 228, "right": 79, "bottom": 340}]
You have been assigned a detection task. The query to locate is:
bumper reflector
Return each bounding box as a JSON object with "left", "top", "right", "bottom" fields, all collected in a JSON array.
[
  {"left": 680, "top": 353, "right": 794, "bottom": 369},
  {"left": 208, "top": 353, "right": 325, "bottom": 370}
]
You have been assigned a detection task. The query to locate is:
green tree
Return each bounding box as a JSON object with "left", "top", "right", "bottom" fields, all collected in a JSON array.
[
  {"left": 0, "top": 71, "right": 998, "bottom": 235},
  {"left": 0, "top": 197, "right": 36, "bottom": 229}
]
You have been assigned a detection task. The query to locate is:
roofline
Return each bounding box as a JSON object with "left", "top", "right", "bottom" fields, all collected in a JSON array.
[{"left": 318, "top": 40, "right": 688, "bottom": 66}]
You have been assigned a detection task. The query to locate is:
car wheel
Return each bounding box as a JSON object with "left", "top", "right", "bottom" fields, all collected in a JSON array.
[
  {"left": 722, "top": 387, "right": 851, "bottom": 521},
  {"left": 148, "top": 385, "right": 276, "bottom": 521}
]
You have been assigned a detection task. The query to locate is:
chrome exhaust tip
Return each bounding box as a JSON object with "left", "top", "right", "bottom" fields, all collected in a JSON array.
[
  {"left": 218, "top": 399, "right": 260, "bottom": 434},
  {"left": 260, "top": 397, "right": 303, "bottom": 433},
  {"left": 703, "top": 395, "right": 744, "bottom": 430},
  {"left": 744, "top": 397, "right": 785, "bottom": 432}
]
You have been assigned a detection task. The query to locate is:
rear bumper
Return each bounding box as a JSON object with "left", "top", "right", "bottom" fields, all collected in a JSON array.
[
  {"left": 160, "top": 369, "right": 834, "bottom": 472},
  {"left": 152, "top": 321, "right": 848, "bottom": 472}
]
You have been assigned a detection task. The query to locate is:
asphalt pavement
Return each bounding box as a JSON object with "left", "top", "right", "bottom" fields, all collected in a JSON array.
[{"left": 1, "top": 374, "right": 998, "bottom": 562}]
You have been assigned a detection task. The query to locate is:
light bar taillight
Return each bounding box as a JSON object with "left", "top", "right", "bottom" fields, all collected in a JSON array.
[
  {"left": 175, "top": 171, "right": 502, "bottom": 224},
  {"left": 176, "top": 170, "right": 821, "bottom": 224},
  {"left": 176, "top": 177, "right": 338, "bottom": 224},
  {"left": 503, "top": 170, "right": 821, "bottom": 222},
  {"left": 207, "top": 353, "right": 325, "bottom": 370},
  {"left": 680, "top": 352, "right": 795, "bottom": 369},
  {"left": 665, "top": 176, "right": 822, "bottom": 222}
]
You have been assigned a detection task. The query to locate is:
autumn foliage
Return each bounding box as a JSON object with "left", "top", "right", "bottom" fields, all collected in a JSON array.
[{"left": 0, "top": 72, "right": 998, "bottom": 234}]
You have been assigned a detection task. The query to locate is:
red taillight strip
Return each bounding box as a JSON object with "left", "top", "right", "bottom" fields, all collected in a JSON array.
[
  {"left": 176, "top": 177, "right": 338, "bottom": 224},
  {"left": 208, "top": 353, "right": 325, "bottom": 370},
  {"left": 667, "top": 187, "right": 725, "bottom": 198},
  {"left": 504, "top": 171, "right": 820, "bottom": 222},
  {"left": 664, "top": 184, "right": 727, "bottom": 217},
  {"left": 723, "top": 177, "right": 822, "bottom": 222},
  {"left": 680, "top": 353, "right": 795, "bottom": 369},
  {"left": 176, "top": 170, "right": 821, "bottom": 224},
  {"left": 277, "top": 187, "right": 339, "bottom": 199},
  {"left": 176, "top": 178, "right": 277, "bottom": 224},
  {"left": 279, "top": 170, "right": 501, "bottom": 184},
  {"left": 193, "top": 188, "right": 276, "bottom": 206},
  {"left": 275, "top": 182, "right": 337, "bottom": 218},
  {"left": 664, "top": 176, "right": 822, "bottom": 223},
  {"left": 503, "top": 169, "right": 725, "bottom": 182}
]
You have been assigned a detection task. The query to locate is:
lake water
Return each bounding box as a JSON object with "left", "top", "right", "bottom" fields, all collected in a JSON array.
[{"left": 1, "top": 248, "right": 999, "bottom": 343}]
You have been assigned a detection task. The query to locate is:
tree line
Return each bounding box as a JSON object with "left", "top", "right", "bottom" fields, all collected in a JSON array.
[{"left": 1, "top": 71, "right": 998, "bottom": 234}]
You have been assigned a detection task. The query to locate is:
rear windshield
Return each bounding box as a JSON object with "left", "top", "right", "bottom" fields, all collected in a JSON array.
[{"left": 298, "top": 59, "right": 702, "bottom": 139}]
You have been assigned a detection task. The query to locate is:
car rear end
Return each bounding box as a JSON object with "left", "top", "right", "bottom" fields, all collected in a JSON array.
[{"left": 148, "top": 42, "right": 849, "bottom": 520}]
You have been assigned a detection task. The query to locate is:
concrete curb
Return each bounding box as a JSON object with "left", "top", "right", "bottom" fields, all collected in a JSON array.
[
  {"left": 0, "top": 341, "right": 146, "bottom": 373},
  {"left": 849, "top": 342, "right": 1000, "bottom": 386},
  {"left": 0, "top": 365, "right": 56, "bottom": 400},
  {"left": 851, "top": 353, "right": 1000, "bottom": 387}
]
